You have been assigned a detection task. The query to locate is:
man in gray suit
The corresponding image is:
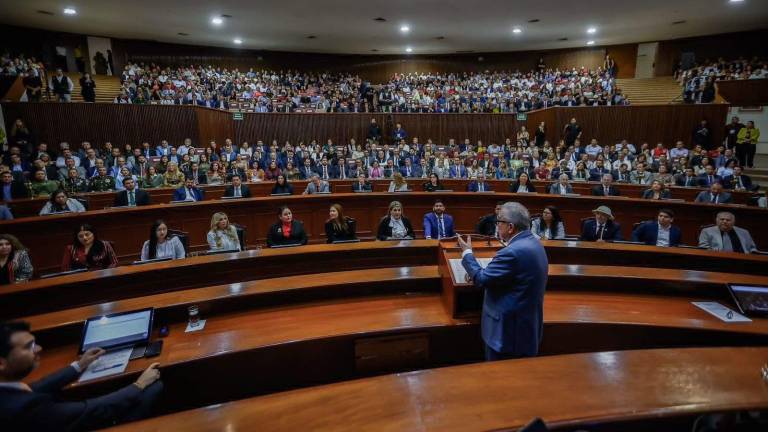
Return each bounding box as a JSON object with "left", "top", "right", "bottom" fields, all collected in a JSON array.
[
  {"left": 548, "top": 174, "right": 574, "bottom": 195},
  {"left": 698, "top": 211, "right": 757, "bottom": 254},
  {"left": 694, "top": 182, "right": 732, "bottom": 204},
  {"left": 302, "top": 173, "right": 330, "bottom": 195},
  {"left": 629, "top": 162, "right": 653, "bottom": 185}
]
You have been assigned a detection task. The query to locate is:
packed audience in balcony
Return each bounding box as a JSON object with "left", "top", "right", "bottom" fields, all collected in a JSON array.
[{"left": 677, "top": 56, "right": 767, "bottom": 103}]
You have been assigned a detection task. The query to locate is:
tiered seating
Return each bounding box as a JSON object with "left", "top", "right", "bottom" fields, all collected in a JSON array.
[
  {"left": 39, "top": 72, "right": 122, "bottom": 103},
  {"left": 614, "top": 76, "right": 683, "bottom": 104}
]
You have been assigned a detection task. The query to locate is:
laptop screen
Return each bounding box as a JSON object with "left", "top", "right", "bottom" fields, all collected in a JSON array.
[
  {"left": 80, "top": 308, "right": 153, "bottom": 353},
  {"left": 727, "top": 284, "right": 768, "bottom": 317}
]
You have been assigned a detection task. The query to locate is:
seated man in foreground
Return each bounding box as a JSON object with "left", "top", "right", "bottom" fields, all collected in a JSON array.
[
  {"left": 0, "top": 321, "right": 163, "bottom": 431},
  {"left": 698, "top": 211, "right": 757, "bottom": 254}
]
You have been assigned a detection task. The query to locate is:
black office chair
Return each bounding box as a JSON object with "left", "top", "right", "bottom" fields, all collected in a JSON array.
[
  {"left": 232, "top": 223, "right": 247, "bottom": 251},
  {"left": 167, "top": 229, "right": 189, "bottom": 256},
  {"left": 75, "top": 197, "right": 89, "bottom": 210}
]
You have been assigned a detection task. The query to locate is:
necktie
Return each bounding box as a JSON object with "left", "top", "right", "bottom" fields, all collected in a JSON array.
[
  {"left": 341, "top": 169, "right": 345, "bottom": 180},
  {"left": 709, "top": 176, "right": 713, "bottom": 185},
  {"left": 597, "top": 224, "right": 605, "bottom": 240},
  {"left": 686, "top": 177, "right": 691, "bottom": 186},
  {"left": 128, "top": 190, "right": 135, "bottom": 206},
  {"left": 438, "top": 216, "right": 445, "bottom": 239},
  {"left": 604, "top": 187, "right": 609, "bottom": 196},
  {"left": 187, "top": 188, "right": 194, "bottom": 201},
  {"left": 737, "top": 177, "right": 742, "bottom": 189},
  {"left": 406, "top": 167, "right": 411, "bottom": 177},
  {"left": 712, "top": 194, "right": 717, "bottom": 204},
  {"left": 235, "top": 186, "right": 241, "bottom": 197},
  {"left": 323, "top": 166, "right": 328, "bottom": 179}
]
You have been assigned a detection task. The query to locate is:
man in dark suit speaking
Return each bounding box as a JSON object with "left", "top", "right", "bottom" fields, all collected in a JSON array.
[
  {"left": 457, "top": 202, "right": 548, "bottom": 361},
  {"left": 0, "top": 321, "right": 163, "bottom": 430}
]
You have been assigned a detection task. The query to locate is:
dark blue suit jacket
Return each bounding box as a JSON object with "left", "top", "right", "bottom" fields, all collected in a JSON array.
[
  {"left": 0, "top": 365, "right": 144, "bottom": 431},
  {"left": 580, "top": 219, "right": 623, "bottom": 241},
  {"left": 461, "top": 230, "right": 548, "bottom": 356},
  {"left": 467, "top": 181, "right": 493, "bottom": 192},
  {"left": 631, "top": 221, "right": 681, "bottom": 246},
  {"left": 172, "top": 186, "right": 204, "bottom": 201},
  {"left": 423, "top": 212, "right": 455, "bottom": 239}
]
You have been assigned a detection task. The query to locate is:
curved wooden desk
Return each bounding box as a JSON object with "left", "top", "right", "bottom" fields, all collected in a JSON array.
[
  {"left": 3, "top": 191, "right": 766, "bottom": 275},
  {"left": 106, "top": 346, "right": 768, "bottom": 432}
]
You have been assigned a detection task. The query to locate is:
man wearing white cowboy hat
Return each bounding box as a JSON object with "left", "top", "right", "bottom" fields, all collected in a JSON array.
[{"left": 580, "top": 205, "right": 623, "bottom": 242}]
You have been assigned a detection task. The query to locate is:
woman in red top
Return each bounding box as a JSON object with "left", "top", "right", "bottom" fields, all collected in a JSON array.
[
  {"left": 266, "top": 206, "right": 308, "bottom": 248},
  {"left": 61, "top": 224, "right": 118, "bottom": 271}
]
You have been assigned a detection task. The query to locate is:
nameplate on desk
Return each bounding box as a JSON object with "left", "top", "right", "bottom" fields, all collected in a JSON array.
[
  {"left": 448, "top": 257, "right": 492, "bottom": 285},
  {"left": 353, "top": 190, "right": 372, "bottom": 193},
  {"left": 692, "top": 301, "right": 751, "bottom": 323},
  {"left": 662, "top": 198, "right": 685, "bottom": 202},
  {"left": 314, "top": 191, "right": 332, "bottom": 194},
  {"left": 393, "top": 190, "right": 412, "bottom": 193},
  {"left": 270, "top": 193, "right": 292, "bottom": 196},
  {"left": 612, "top": 240, "right": 645, "bottom": 246},
  {"left": 40, "top": 268, "right": 87, "bottom": 279},
  {"left": 435, "top": 189, "right": 454, "bottom": 192},
  {"left": 204, "top": 249, "right": 240, "bottom": 255},
  {"left": 221, "top": 195, "right": 246, "bottom": 200},
  {"left": 131, "top": 257, "right": 173, "bottom": 265},
  {"left": 169, "top": 200, "right": 195, "bottom": 204},
  {"left": 565, "top": 193, "right": 581, "bottom": 197},
  {"left": 332, "top": 239, "right": 361, "bottom": 244},
  {"left": 476, "top": 191, "right": 496, "bottom": 193},
  {"left": 270, "top": 243, "right": 303, "bottom": 249}
]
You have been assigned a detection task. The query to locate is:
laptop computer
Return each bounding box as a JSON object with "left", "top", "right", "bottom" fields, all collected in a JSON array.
[
  {"left": 79, "top": 308, "right": 154, "bottom": 359},
  {"left": 727, "top": 284, "right": 768, "bottom": 317}
]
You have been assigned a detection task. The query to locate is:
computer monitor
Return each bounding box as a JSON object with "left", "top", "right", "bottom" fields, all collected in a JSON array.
[
  {"left": 79, "top": 308, "right": 154, "bottom": 353},
  {"left": 204, "top": 248, "right": 240, "bottom": 255},
  {"left": 332, "top": 239, "right": 361, "bottom": 244},
  {"left": 727, "top": 284, "right": 768, "bottom": 317}
]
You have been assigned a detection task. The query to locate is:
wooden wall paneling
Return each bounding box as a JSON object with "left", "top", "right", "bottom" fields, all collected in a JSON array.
[
  {"left": 195, "top": 107, "right": 235, "bottom": 146},
  {"left": 716, "top": 79, "right": 768, "bottom": 107},
  {"left": 605, "top": 44, "right": 638, "bottom": 79}
]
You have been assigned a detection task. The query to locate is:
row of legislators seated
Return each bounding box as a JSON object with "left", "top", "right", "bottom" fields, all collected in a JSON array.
[{"left": 0, "top": 197, "right": 759, "bottom": 284}]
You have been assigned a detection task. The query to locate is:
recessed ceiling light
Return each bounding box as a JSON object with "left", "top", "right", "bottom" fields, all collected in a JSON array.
[
  {"left": 211, "top": 17, "right": 223, "bottom": 25},
  {"left": 587, "top": 27, "right": 597, "bottom": 34},
  {"left": 729, "top": 0, "right": 744, "bottom": 3},
  {"left": 558, "top": 37, "right": 569, "bottom": 41},
  {"left": 405, "top": 47, "right": 413, "bottom": 53},
  {"left": 672, "top": 20, "right": 687, "bottom": 25},
  {"left": 233, "top": 38, "right": 243, "bottom": 45},
  {"left": 435, "top": 36, "right": 445, "bottom": 40},
  {"left": 587, "top": 40, "right": 596, "bottom": 45},
  {"left": 177, "top": 32, "right": 189, "bottom": 36},
  {"left": 37, "top": 10, "right": 54, "bottom": 15},
  {"left": 528, "top": 19, "right": 540, "bottom": 23},
  {"left": 400, "top": 25, "right": 410, "bottom": 33},
  {"left": 374, "top": 17, "right": 387, "bottom": 22},
  {"left": 512, "top": 28, "right": 522, "bottom": 34},
  {"left": 63, "top": 7, "right": 77, "bottom": 15}
]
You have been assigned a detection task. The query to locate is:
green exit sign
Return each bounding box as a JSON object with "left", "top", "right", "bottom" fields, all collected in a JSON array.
[
  {"left": 233, "top": 112, "right": 244, "bottom": 121},
  {"left": 516, "top": 113, "right": 527, "bottom": 121}
]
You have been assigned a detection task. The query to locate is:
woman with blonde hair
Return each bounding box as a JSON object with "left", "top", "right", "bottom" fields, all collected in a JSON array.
[
  {"left": 387, "top": 172, "right": 409, "bottom": 192},
  {"left": 206, "top": 212, "right": 241, "bottom": 251},
  {"left": 163, "top": 161, "right": 185, "bottom": 187},
  {"left": 376, "top": 201, "right": 415, "bottom": 240}
]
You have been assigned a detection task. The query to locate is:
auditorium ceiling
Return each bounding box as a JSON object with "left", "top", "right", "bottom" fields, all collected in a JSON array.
[{"left": 1, "top": 0, "right": 767, "bottom": 54}]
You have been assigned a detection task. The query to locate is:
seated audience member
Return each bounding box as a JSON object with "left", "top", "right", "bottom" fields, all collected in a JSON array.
[
  {"left": 641, "top": 180, "right": 671, "bottom": 200},
  {"left": 423, "top": 199, "right": 455, "bottom": 239},
  {"left": 264, "top": 161, "right": 282, "bottom": 181},
  {"left": 114, "top": 177, "right": 150, "bottom": 207},
  {"left": 207, "top": 212, "right": 241, "bottom": 251},
  {"left": 388, "top": 172, "right": 409, "bottom": 192},
  {"left": 467, "top": 173, "right": 493, "bottom": 192},
  {"left": 631, "top": 208, "right": 681, "bottom": 247},
  {"left": 325, "top": 204, "right": 357, "bottom": 243},
  {"left": 630, "top": 163, "right": 653, "bottom": 185},
  {"left": 368, "top": 161, "right": 384, "bottom": 179},
  {"left": 206, "top": 161, "right": 225, "bottom": 185},
  {"left": 61, "top": 167, "right": 88, "bottom": 194},
  {"left": 399, "top": 158, "right": 421, "bottom": 178},
  {"left": 675, "top": 167, "right": 699, "bottom": 187},
  {"left": 698, "top": 211, "right": 756, "bottom": 254},
  {"left": 531, "top": 205, "right": 565, "bottom": 240},
  {"left": 591, "top": 173, "right": 620, "bottom": 196},
  {"left": 422, "top": 173, "right": 444, "bottom": 192},
  {"left": 509, "top": 172, "right": 537, "bottom": 193},
  {"left": 89, "top": 167, "right": 116, "bottom": 192},
  {"left": 612, "top": 163, "right": 631, "bottom": 183},
  {"left": 0, "top": 205, "right": 12, "bottom": 221},
  {"left": 39, "top": 189, "right": 86, "bottom": 215},
  {"left": 723, "top": 166, "right": 754, "bottom": 191},
  {"left": 29, "top": 170, "right": 59, "bottom": 197},
  {"left": 115, "top": 167, "right": 138, "bottom": 192},
  {"left": 697, "top": 165, "right": 722, "bottom": 187},
  {"left": 476, "top": 202, "right": 503, "bottom": 237},
  {"left": 163, "top": 162, "right": 185, "bottom": 187},
  {"left": 549, "top": 174, "right": 574, "bottom": 195},
  {"left": 223, "top": 174, "right": 252, "bottom": 198},
  {"left": 267, "top": 206, "right": 309, "bottom": 247},
  {"left": 140, "top": 220, "right": 185, "bottom": 261},
  {"left": 377, "top": 200, "right": 416, "bottom": 240},
  {"left": 0, "top": 234, "right": 33, "bottom": 284},
  {"left": 572, "top": 162, "right": 590, "bottom": 181},
  {"left": 140, "top": 166, "right": 165, "bottom": 189},
  {"left": 0, "top": 321, "right": 163, "bottom": 431},
  {"left": 303, "top": 174, "right": 330, "bottom": 194},
  {"left": 172, "top": 177, "right": 204, "bottom": 202},
  {"left": 352, "top": 172, "right": 373, "bottom": 192},
  {"left": 61, "top": 224, "right": 118, "bottom": 271},
  {"left": 580, "top": 205, "right": 623, "bottom": 242},
  {"left": 271, "top": 174, "right": 294, "bottom": 195},
  {"left": 653, "top": 164, "right": 675, "bottom": 187},
  {"left": 186, "top": 162, "right": 207, "bottom": 185},
  {"left": 694, "top": 182, "right": 732, "bottom": 204}
]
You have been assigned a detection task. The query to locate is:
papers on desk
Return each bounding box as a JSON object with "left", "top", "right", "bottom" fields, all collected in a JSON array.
[
  {"left": 692, "top": 301, "right": 751, "bottom": 323},
  {"left": 448, "top": 258, "right": 492, "bottom": 284},
  {"left": 78, "top": 347, "right": 132, "bottom": 382}
]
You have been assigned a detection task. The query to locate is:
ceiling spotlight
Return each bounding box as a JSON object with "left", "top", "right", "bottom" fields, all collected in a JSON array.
[
  {"left": 233, "top": 38, "right": 243, "bottom": 45},
  {"left": 63, "top": 7, "right": 77, "bottom": 15},
  {"left": 587, "top": 40, "right": 596, "bottom": 45},
  {"left": 512, "top": 28, "right": 522, "bottom": 34},
  {"left": 587, "top": 27, "right": 597, "bottom": 34},
  {"left": 729, "top": 0, "right": 744, "bottom": 3},
  {"left": 405, "top": 47, "right": 413, "bottom": 53},
  {"left": 400, "top": 25, "right": 410, "bottom": 33},
  {"left": 211, "top": 17, "right": 223, "bottom": 25}
]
